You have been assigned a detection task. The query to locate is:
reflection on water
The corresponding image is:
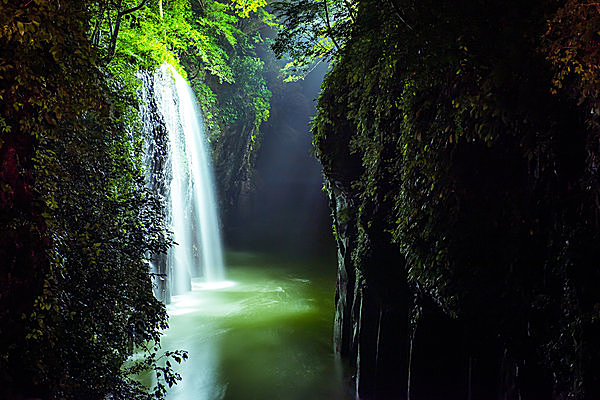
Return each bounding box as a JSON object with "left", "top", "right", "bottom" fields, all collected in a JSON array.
[{"left": 160, "top": 252, "right": 351, "bottom": 400}]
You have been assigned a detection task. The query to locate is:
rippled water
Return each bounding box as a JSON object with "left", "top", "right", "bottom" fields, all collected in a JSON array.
[{"left": 157, "top": 251, "right": 351, "bottom": 400}]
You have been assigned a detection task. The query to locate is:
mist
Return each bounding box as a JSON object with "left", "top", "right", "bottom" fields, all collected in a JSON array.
[{"left": 226, "top": 62, "right": 334, "bottom": 258}]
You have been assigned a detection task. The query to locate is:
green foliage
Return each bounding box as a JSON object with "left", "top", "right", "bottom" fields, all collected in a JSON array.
[
  {"left": 1, "top": 0, "right": 277, "bottom": 397},
  {"left": 31, "top": 100, "right": 176, "bottom": 398},
  {"left": 185, "top": 0, "right": 272, "bottom": 132},
  {"left": 307, "top": 0, "right": 600, "bottom": 396},
  {"left": 92, "top": 0, "right": 234, "bottom": 82},
  {"left": 272, "top": 0, "right": 354, "bottom": 80},
  {"left": 103, "top": 0, "right": 275, "bottom": 152},
  {"left": 542, "top": 0, "right": 600, "bottom": 110},
  {"left": 0, "top": 0, "right": 186, "bottom": 398},
  {"left": 231, "top": 0, "right": 268, "bottom": 17},
  {"left": 224, "top": 55, "right": 271, "bottom": 129}
]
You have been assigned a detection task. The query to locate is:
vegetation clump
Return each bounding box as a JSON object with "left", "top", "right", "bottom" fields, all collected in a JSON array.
[{"left": 0, "top": 0, "right": 271, "bottom": 398}]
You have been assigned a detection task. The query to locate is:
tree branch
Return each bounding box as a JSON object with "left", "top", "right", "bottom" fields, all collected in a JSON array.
[
  {"left": 323, "top": 0, "right": 341, "bottom": 53},
  {"left": 385, "top": 0, "right": 413, "bottom": 31},
  {"left": 105, "top": 0, "right": 150, "bottom": 64},
  {"left": 120, "top": 0, "right": 150, "bottom": 17},
  {"left": 343, "top": 0, "right": 356, "bottom": 23}
]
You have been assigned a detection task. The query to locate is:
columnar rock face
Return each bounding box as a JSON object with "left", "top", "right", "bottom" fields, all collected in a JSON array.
[
  {"left": 329, "top": 187, "right": 355, "bottom": 359},
  {"left": 325, "top": 177, "right": 546, "bottom": 399},
  {"left": 328, "top": 180, "right": 410, "bottom": 398}
]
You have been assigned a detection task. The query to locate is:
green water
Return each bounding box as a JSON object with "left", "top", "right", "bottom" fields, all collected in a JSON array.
[{"left": 159, "top": 251, "right": 351, "bottom": 400}]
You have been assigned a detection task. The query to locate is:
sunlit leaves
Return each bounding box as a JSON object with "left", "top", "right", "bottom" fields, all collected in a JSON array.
[
  {"left": 230, "top": 0, "right": 268, "bottom": 18},
  {"left": 92, "top": 0, "right": 236, "bottom": 84}
]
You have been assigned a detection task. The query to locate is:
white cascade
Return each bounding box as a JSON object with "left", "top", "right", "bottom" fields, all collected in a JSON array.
[{"left": 145, "top": 64, "right": 225, "bottom": 297}]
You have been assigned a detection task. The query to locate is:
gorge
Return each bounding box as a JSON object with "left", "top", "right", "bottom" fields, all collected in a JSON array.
[{"left": 2, "top": 1, "right": 600, "bottom": 400}]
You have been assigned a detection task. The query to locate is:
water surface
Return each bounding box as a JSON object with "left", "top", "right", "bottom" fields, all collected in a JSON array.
[{"left": 161, "top": 252, "right": 351, "bottom": 400}]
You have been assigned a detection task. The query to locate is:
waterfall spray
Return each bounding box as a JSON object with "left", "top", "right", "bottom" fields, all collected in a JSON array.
[{"left": 142, "top": 64, "right": 225, "bottom": 300}]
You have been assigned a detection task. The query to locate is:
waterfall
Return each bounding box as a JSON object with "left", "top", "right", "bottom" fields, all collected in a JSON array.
[{"left": 140, "top": 64, "right": 225, "bottom": 302}]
